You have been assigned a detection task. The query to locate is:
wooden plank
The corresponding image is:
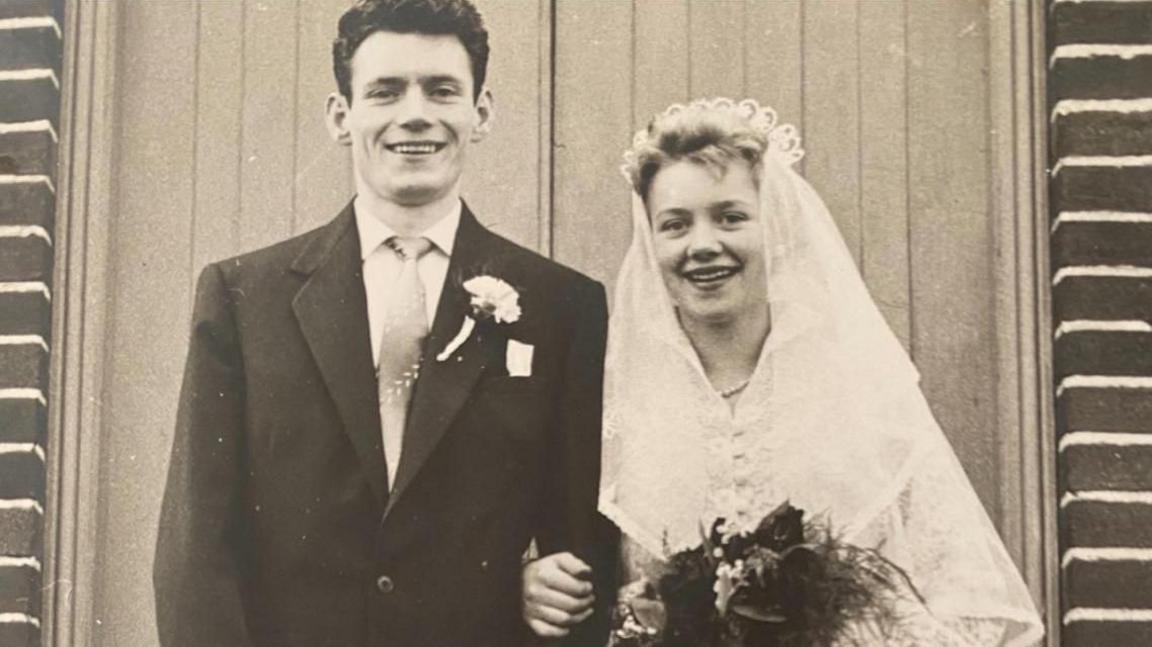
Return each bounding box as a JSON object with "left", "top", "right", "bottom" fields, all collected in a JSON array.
[
  {"left": 552, "top": 0, "right": 633, "bottom": 288},
  {"left": 907, "top": 0, "right": 1000, "bottom": 516},
  {"left": 239, "top": 0, "right": 298, "bottom": 251},
  {"left": 96, "top": 3, "right": 199, "bottom": 645},
  {"left": 193, "top": 0, "right": 243, "bottom": 276},
  {"left": 802, "top": 0, "right": 862, "bottom": 266},
  {"left": 535, "top": 0, "right": 554, "bottom": 255},
  {"left": 745, "top": 0, "right": 803, "bottom": 135},
  {"left": 858, "top": 0, "right": 910, "bottom": 349},
  {"left": 294, "top": 0, "right": 354, "bottom": 234},
  {"left": 461, "top": 0, "right": 547, "bottom": 251},
  {"left": 689, "top": 0, "right": 745, "bottom": 99},
  {"left": 634, "top": 0, "right": 688, "bottom": 129}
]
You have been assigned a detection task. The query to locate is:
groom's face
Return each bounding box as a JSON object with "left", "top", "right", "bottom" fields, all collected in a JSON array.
[{"left": 328, "top": 31, "right": 492, "bottom": 208}]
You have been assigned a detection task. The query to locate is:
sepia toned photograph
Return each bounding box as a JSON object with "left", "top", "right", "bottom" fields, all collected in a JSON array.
[{"left": 1, "top": 0, "right": 1149, "bottom": 645}]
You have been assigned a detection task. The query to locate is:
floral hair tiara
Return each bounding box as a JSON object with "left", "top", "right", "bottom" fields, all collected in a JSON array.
[{"left": 621, "top": 98, "right": 805, "bottom": 185}]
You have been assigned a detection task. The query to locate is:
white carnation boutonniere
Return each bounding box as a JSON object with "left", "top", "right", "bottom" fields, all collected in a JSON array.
[
  {"left": 463, "top": 275, "right": 522, "bottom": 324},
  {"left": 435, "top": 274, "right": 522, "bottom": 362}
]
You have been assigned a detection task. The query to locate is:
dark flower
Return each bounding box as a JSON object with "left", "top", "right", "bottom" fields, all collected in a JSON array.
[
  {"left": 753, "top": 501, "right": 805, "bottom": 552},
  {"left": 656, "top": 547, "right": 718, "bottom": 646},
  {"left": 778, "top": 545, "right": 823, "bottom": 619}
]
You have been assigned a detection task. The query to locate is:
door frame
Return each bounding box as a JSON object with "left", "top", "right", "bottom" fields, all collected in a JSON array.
[
  {"left": 987, "top": 0, "right": 1059, "bottom": 642},
  {"left": 44, "top": 2, "right": 121, "bottom": 645}
]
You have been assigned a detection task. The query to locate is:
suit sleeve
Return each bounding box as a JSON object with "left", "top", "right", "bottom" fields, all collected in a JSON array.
[
  {"left": 536, "top": 279, "right": 619, "bottom": 646},
  {"left": 154, "top": 263, "right": 253, "bottom": 646}
]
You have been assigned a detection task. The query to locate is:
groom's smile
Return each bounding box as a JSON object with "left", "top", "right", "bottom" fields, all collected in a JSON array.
[{"left": 384, "top": 140, "right": 448, "bottom": 155}]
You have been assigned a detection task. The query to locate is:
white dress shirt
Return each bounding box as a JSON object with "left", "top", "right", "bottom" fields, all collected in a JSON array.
[{"left": 356, "top": 200, "right": 461, "bottom": 367}]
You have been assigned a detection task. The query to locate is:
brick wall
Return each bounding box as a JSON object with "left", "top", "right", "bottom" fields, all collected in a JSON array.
[
  {"left": 0, "top": 0, "right": 63, "bottom": 645},
  {"left": 1050, "top": 0, "right": 1152, "bottom": 644}
]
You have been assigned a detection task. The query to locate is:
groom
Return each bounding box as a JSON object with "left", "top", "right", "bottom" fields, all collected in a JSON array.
[{"left": 154, "top": 1, "right": 613, "bottom": 645}]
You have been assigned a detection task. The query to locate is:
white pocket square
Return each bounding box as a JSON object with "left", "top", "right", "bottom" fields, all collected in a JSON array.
[{"left": 505, "top": 340, "right": 534, "bottom": 377}]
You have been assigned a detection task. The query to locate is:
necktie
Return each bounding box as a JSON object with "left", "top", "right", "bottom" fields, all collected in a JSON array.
[{"left": 378, "top": 236, "right": 433, "bottom": 491}]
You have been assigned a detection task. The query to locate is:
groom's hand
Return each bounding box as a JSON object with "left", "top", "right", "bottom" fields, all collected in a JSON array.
[{"left": 522, "top": 552, "right": 596, "bottom": 638}]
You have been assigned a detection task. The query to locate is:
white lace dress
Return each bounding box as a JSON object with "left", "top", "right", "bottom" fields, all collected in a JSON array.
[{"left": 606, "top": 379, "right": 1035, "bottom": 646}]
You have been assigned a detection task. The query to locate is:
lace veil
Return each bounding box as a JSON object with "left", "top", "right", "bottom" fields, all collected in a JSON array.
[{"left": 599, "top": 99, "right": 1043, "bottom": 645}]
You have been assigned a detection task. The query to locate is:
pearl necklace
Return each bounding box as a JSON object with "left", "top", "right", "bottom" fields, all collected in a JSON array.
[{"left": 717, "top": 378, "right": 752, "bottom": 399}]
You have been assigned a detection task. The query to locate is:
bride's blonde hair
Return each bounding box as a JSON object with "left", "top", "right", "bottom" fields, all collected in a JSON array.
[{"left": 623, "top": 99, "right": 769, "bottom": 203}]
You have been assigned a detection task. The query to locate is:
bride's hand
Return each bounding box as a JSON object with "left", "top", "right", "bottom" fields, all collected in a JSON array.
[{"left": 521, "top": 551, "right": 596, "bottom": 638}]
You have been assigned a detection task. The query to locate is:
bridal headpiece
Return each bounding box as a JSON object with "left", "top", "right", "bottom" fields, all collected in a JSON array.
[{"left": 620, "top": 98, "right": 805, "bottom": 190}]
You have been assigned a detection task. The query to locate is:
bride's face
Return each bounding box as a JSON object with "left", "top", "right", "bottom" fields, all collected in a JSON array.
[{"left": 647, "top": 159, "right": 768, "bottom": 325}]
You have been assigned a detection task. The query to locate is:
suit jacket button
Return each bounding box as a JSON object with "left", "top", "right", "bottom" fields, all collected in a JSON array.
[{"left": 375, "top": 575, "right": 395, "bottom": 594}]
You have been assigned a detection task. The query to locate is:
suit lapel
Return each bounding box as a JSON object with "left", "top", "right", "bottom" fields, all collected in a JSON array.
[
  {"left": 291, "top": 204, "right": 389, "bottom": 509},
  {"left": 384, "top": 206, "right": 498, "bottom": 517}
]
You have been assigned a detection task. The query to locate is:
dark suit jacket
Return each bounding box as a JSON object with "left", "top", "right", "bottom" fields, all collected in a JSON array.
[{"left": 154, "top": 203, "right": 616, "bottom": 647}]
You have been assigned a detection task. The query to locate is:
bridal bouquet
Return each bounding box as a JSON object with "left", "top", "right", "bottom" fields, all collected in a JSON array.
[{"left": 611, "top": 502, "right": 923, "bottom": 647}]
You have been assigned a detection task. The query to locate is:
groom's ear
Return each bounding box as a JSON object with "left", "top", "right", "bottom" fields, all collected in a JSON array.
[
  {"left": 325, "top": 92, "right": 352, "bottom": 146},
  {"left": 470, "top": 88, "right": 494, "bottom": 143}
]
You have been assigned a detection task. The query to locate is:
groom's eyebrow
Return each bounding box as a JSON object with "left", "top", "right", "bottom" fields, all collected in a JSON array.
[
  {"left": 421, "top": 74, "right": 464, "bottom": 87},
  {"left": 364, "top": 77, "right": 405, "bottom": 91},
  {"left": 361, "top": 75, "right": 466, "bottom": 93}
]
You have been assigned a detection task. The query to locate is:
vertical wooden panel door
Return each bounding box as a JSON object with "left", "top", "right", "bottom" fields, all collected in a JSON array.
[
  {"left": 90, "top": 1, "right": 549, "bottom": 644},
  {"left": 552, "top": 0, "right": 1024, "bottom": 564}
]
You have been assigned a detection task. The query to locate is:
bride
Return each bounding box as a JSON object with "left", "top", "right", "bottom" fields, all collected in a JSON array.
[{"left": 523, "top": 98, "right": 1044, "bottom": 645}]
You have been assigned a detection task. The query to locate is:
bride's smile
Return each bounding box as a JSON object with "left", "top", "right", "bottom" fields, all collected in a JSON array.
[{"left": 680, "top": 263, "right": 741, "bottom": 289}]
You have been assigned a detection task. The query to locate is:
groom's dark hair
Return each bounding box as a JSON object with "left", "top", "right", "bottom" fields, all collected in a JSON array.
[{"left": 333, "top": 0, "right": 490, "bottom": 103}]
